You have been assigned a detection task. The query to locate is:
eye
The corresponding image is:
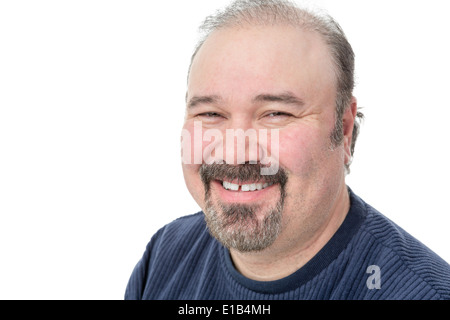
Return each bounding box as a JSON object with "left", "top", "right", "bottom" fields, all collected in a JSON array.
[
  {"left": 198, "top": 112, "right": 223, "bottom": 118},
  {"left": 194, "top": 112, "right": 226, "bottom": 124},
  {"left": 265, "top": 111, "right": 292, "bottom": 118}
]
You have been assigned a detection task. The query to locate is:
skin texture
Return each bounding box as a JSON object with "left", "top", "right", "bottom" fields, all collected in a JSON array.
[{"left": 182, "top": 25, "right": 357, "bottom": 281}]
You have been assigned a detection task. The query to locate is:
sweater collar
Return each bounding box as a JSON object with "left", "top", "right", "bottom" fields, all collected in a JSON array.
[{"left": 221, "top": 186, "right": 367, "bottom": 294}]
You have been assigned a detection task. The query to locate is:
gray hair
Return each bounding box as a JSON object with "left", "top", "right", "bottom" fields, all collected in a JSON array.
[{"left": 188, "top": 0, "right": 364, "bottom": 172}]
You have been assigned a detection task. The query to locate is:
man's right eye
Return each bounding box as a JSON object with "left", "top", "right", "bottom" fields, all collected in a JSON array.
[{"left": 197, "top": 112, "right": 222, "bottom": 118}]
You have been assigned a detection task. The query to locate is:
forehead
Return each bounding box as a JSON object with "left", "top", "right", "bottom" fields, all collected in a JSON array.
[{"left": 187, "top": 25, "right": 337, "bottom": 104}]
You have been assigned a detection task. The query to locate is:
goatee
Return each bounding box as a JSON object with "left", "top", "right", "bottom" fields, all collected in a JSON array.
[{"left": 199, "top": 163, "right": 287, "bottom": 252}]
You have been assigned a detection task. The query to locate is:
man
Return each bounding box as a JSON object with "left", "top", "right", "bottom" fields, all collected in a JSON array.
[{"left": 125, "top": 0, "right": 450, "bottom": 299}]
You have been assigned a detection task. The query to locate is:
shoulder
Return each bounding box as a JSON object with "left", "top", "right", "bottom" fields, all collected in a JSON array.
[
  {"left": 353, "top": 193, "right": 450, "bottom": 299},
  {"left": 125, "top": 212, "right": 213, "bottom": 300},
  {"left": 142, "top": 211, "right": 210, "bottom": 263},
  {"left": 154, "top": 212, "right": 207, "bottom": 242}
]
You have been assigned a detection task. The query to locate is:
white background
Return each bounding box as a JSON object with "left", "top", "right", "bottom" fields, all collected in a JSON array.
[{"left": 1, "top": 0, "right": 449, "bottom": 299}]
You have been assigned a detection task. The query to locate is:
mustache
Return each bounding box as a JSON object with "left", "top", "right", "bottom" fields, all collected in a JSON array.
[{"left": 200, "top": 162, "right": 288, "bottom": 190}]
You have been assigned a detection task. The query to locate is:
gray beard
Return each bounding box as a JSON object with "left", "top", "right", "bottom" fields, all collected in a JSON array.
[
  {"left": 203, "top": 192, "right": 284, "bottom": 252},
  {"left": 199, "top": 162, "right": 288, "bottom": 252}
]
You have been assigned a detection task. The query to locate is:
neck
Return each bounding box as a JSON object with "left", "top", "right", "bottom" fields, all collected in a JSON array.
[{"left": 229, "top": 183, "right": 350, "bottom": 281}]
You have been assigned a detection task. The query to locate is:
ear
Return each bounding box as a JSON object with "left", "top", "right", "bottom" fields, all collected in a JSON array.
[{"left": 343, "top": 96, "right": 358, "bottom": 165}]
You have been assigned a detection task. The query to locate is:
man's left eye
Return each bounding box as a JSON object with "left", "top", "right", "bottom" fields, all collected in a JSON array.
[{"left": 266, "top": 112, "right": 291, "bottom": 117}]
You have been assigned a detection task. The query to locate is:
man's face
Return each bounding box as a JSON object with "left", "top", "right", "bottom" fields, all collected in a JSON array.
[{"left": 182, "top": 25, "right": 349, "bottom": 252}]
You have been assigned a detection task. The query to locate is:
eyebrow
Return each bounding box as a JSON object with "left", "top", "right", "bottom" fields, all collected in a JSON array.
[
  {"left": 186, "top": 91, "right": 305, "bottom": 108},
  {"left": 187, "top": 95, "right": 222, "bottom": 109},
  {"left": 252, "top": 92, "right": 305, "bottom": 107}
]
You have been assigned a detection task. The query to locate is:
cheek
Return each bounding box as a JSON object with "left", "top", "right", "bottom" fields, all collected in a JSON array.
[
  {"left": 277, "top": 125, "right": 346, "bottom": 211},
  {"left": 182, "top": 162, "right": 205, "bottom": 207},
  {"left": 278, "top": 128, "right": 320, "bottom": 176},
  {"left": 181, "top": 121, "right": 202, "bottom": 165},
  {"left": 181, "top": 121, "right": 208, "bottom": 207},
  {"left": 182, "top": 121, "right": 224, "bottom": 165}
]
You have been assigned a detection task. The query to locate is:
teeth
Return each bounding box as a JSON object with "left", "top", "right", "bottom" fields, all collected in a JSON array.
[
  {"left": 222, "top": 181, "right": 274, "bottom": 191},
  {"left": 222, "top": 181, "right": 239, "bottom": 191}
]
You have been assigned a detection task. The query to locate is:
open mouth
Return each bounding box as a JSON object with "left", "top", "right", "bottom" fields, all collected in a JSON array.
[
  {"left": 200, "top": 163, "right": 287, "bottom": 203},
  {"left": 212, "top": 179, "right": 278, "bottom": 203},
  {"left": 221, "top": 180, "right": 274, "bottom": 192}
]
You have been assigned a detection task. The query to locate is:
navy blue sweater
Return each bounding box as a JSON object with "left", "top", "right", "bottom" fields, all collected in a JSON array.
[{"left": 125, "top": 189, "right": 450, "bottom": 299}]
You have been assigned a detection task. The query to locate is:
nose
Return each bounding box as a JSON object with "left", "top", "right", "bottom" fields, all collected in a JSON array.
[
  {"left": 197, "top": 116, "right": 279, "bottom": 174},
  {"left": 222, "top": 118, "right": 263, "bottom": 165}
]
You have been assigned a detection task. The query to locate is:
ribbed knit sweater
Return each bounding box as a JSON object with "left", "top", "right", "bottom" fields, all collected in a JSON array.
[{"left": 125, "top": 189, "right": 450, "bottom": 300}]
